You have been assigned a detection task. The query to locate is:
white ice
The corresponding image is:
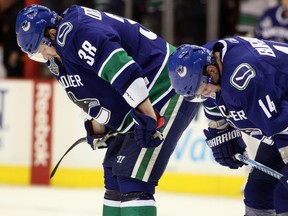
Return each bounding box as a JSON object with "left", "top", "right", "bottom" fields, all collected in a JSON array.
[{"left": 0, "top": 185, "right": 244, "bottom": 216}]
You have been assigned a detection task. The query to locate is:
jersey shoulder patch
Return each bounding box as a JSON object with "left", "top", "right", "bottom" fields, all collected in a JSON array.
[{"left": 230, "top": 63, "right": 256, "bottom": 90}]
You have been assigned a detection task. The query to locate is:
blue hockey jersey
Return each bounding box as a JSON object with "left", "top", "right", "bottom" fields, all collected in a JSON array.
[
  {"left": 203, "top": 36, "right": 288, "bottom": 137},
  {"left": 255, "top": 5, "right": 288, "bottom": 43},
  {"left": 48, "top": 5, "right": 176, "bottom": 132}
]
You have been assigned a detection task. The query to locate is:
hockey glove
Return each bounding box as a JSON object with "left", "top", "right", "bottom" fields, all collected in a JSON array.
[
  {"left": 204, "top": 124, "right": 247, "bottom": 169},
  {"left": 84, "top": 120, "right": 117, "bottom": 150},
  {"left": 131, "top": 109, "right": 165, "bottom": 148}
]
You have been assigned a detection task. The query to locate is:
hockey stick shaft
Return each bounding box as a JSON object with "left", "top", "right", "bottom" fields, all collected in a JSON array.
[
  {"left": 50, "top": 137, "right": 86, "bottom": 179},
  {"left": 50, "top": 132, "right": 118, "bottom": 179},
  {"left": 235, "top": 153, "right": 283, "bottom": 180}
]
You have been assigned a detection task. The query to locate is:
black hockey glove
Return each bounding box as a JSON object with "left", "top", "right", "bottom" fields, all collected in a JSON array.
[
  {"left": 84, "top": 119, "right": 117, "bottom": 150},
  {"left": 131, "top": 109, "right": 165, "bottom": 148},
  {"left": 204, "top": 123, "right": 247, "bottom": 169}
]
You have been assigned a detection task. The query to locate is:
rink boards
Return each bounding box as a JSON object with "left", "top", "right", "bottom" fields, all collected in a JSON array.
[{"left": 0, "top": 79, "right": 256, "bottom": 197}]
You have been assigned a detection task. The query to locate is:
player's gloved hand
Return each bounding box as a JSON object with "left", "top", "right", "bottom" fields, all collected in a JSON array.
[
  {"left": 84, "top": 120, "right": 117, "bottom": 150},
  {"left": 204, "top": 123, "right": 247, "bottom": 169},
  {"left": 131, "top": 109, "right": 165, "bottom": 148},
  {"left": 280, "top": 164, "right": 288, "bottom": 190}
]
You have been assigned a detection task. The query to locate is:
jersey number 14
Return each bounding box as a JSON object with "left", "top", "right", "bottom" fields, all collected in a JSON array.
[{"left": 258, "top": 95, "right": 277, "bottom": 118}]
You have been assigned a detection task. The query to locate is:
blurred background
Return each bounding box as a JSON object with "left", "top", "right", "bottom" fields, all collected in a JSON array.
[
  {"left": 0, "top": 0, "right": 284, "bottom": 215},
  {"left": 0, "top": 0, "right": 281, "bottom": 78}
]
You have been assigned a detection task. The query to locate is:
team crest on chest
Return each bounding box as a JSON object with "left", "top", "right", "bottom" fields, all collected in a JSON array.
[
  {"left": 230, "top": 63, "right": 256, "bottom": 90},
  {"left": 57, "top": 22, "right": 73, "bottom": 47}
]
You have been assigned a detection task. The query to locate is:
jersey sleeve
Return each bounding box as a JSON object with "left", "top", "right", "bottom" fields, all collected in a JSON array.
[
  {"left": 202, "top": 98, "right": 224, "bottom": 121},
  {"left": 92, "top": 29, "right": 149, "bottom": 108}
]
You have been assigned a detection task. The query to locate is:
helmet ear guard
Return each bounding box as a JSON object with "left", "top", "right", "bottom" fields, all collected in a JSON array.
[
  {"left": 15, "top": 4, "right": 59, "bottom": 56},
  {"left": 168, "top": 44, "right": 214, "bottom": 102}
]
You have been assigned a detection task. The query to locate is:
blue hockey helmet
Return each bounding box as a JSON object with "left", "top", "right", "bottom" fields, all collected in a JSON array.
[
  {"left": 168, "top": 44, "right": 214, "bottom": 102},
  {"left": 15, "top": 4, "right": 59, "bottom": 56}
]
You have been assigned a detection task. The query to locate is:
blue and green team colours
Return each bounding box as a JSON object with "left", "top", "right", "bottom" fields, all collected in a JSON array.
[{"left": 99, "top": 44, "right": 176, "bottom": 134}]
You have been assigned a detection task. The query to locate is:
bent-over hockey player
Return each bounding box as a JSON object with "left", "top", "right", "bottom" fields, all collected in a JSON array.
[
  {"left": 15, "top": 4, "right": 200, "bottom": 216},
  {"left": 168, "top": 37, "right": 288, "bottom": 215}
]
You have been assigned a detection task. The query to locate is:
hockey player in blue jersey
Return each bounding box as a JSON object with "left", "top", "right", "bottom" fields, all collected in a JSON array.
[
  {"left": 15, "top": 4, "right": 200, "bottom": 216},
  {"left": 255, "top": 0, "right": 288, "bottom": 43},
  {"left": 168, "top": 37, "right": 288, "bottom": 215}
]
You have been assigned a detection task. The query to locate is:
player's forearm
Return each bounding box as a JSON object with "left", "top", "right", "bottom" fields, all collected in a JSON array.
[
  {"left": 90, "top": 119, "right": 106, "bottom": 135},
  {"left": 136, "top": 98, "right": 157, "bottom": 121}
]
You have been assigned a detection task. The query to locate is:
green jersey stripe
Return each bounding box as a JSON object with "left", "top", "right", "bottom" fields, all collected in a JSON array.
[
  {"left": 98, "top": 48, "right": 122, "bottom": 77},
  {"left": 98, "top": 48, "right": 134, "bottom": 82},
  {"left": 148, "top": 44, "right": 176, "bottom": 104},
  {"left": 204, "top": 105, "right": 222, "bottom": 117},
  {"left": 135, "top": 149, "right": 155, "bottom": 180}
]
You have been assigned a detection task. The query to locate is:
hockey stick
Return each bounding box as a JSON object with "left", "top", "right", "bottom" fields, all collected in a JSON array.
[
  {"left": 234, "top": 153, "right": 283, "bottom": 180},
  {"left": 50, "top": 132, "right": 118, "bottom": 179},
  {"left": 50, "top": 137, "right": 86, "bottom": 179}
]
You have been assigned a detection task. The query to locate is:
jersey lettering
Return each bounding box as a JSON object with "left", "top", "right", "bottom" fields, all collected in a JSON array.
[
  {"left": 78, "top": 40, "right": 97, "bottom": 66},
  {"left": 139, "top": 27, "right": 157, "bottom": 40},
  {"left": 105, "top": 12, "right": 124, "bottom": 23},
  {"left": 218, "top": 105, "right": 247, "bottom": 122},
  {"left": 241, "top": 37, "right": 276, "bottom": 57},
  {"left": 229, "top": 110, "right": 247, "bottom": 121},
  {"left": 58, "top": 75, "right": 84, "bottom": 88},
  {"left": 218, "top": 105, "right": 227, "bottom": 117},
  {"left": 274, "top": 45, "right": 288, "bottom": 54},
  {"left": 81, "top": 6, "right": 102, "bottom": 20}
]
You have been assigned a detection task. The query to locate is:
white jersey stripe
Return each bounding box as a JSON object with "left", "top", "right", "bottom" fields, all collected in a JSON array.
[
  {"left": 148, "top": 43, "right": 170, "bottom": 91},
  {"left": 110, "top": 60, "right": 135, "bottom": 84}
]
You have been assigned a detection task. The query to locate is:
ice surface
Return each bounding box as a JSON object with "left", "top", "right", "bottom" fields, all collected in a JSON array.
[{"left": 0, "top": 185, "right": 244, "bottom": 216}]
